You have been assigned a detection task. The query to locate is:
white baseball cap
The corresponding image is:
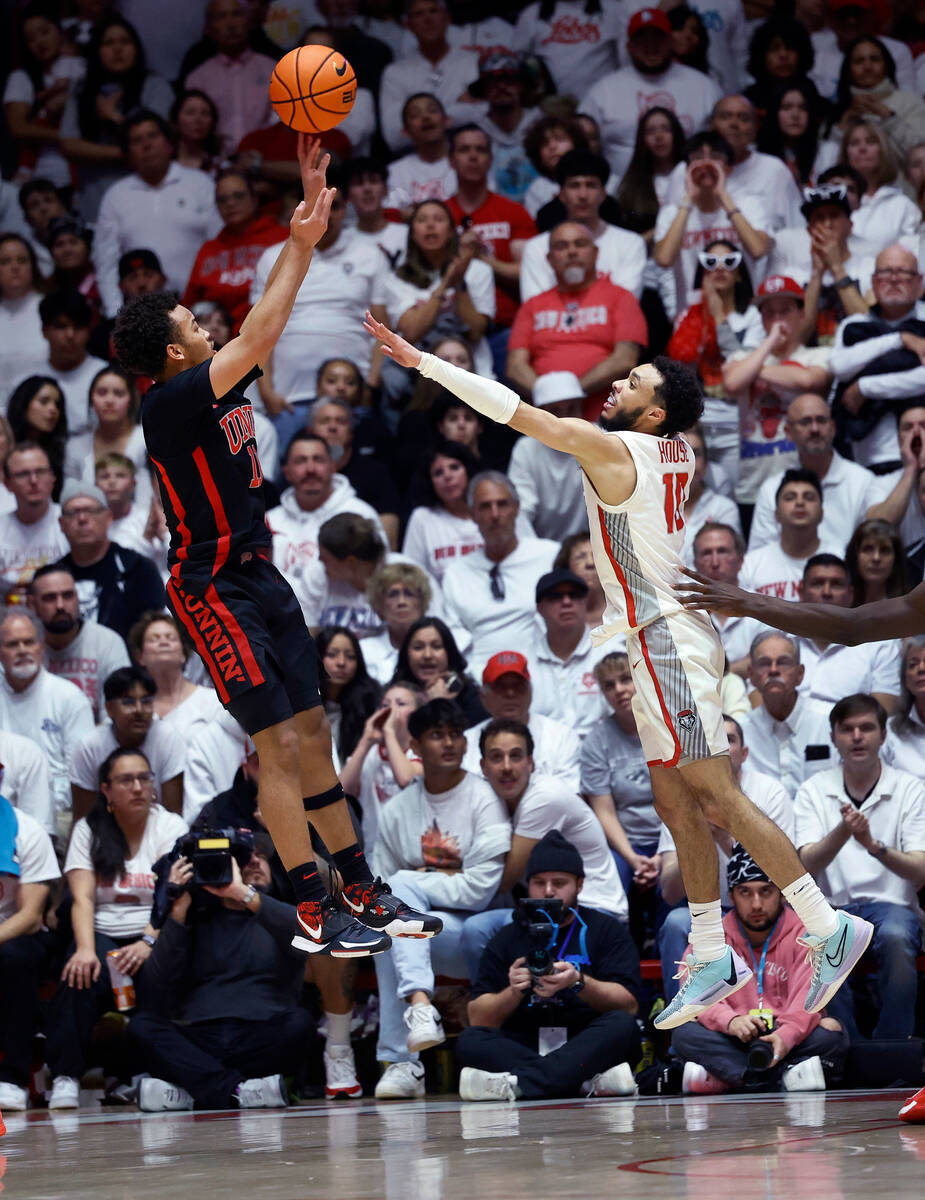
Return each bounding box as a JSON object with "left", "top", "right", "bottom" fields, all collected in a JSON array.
[{"left": 533, "top": 371, "right": 583, "bottom": 408}]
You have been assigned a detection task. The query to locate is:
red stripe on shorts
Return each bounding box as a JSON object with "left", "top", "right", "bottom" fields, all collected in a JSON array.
[
  {"left": 205, "top": 582, "right": 265, "bottom": 686},
  {"left": 637, "top": 625, "right": 682, "bottom": 769},
  {"left": 150, "top": 455, "right": 191, "bottom": 584},
  {"left": 167, "top": 579, "right": 231, "bottom": 704}
]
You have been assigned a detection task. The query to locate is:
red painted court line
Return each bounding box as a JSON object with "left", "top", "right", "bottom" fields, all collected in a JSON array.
[{"left": 618, "top": 1118, "right": 901, "bottom": 1175}]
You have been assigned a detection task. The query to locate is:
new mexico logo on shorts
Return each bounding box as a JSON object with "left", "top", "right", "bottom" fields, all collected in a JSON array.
[{"left": 676, "top": 709, "right": 696, "bottom": 731}]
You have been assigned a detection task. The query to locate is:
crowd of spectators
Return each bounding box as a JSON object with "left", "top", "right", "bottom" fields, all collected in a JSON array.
[{"left": 1, "top": 0, "right": 925, "bottom": 1112}]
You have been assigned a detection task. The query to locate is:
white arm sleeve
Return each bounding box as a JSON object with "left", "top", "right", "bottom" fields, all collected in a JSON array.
[{"left": 418, "top": 353, "right": 520, "bottom": 424}]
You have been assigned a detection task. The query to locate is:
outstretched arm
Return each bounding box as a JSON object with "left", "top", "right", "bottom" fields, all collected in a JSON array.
[
  {"left": 210, "top": 136, "right": 333, "bottom": 399},
  {"left": 677, "top": 567, "right": 925, "bottom": 646},
  {"left": 363, "top": 311, "right": 623, "bottom": 467}
]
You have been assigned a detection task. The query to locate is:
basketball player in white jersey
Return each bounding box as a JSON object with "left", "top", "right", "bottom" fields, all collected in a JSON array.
[{"left": 363, "top": 310, "right": 873, "bottom": 1030}]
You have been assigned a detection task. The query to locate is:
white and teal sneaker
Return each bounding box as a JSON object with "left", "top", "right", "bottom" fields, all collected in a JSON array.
[
  {"left": 654, "top": 946, "right": 752, "bottom": 1031},
  {"left": 798, "top": 911, "right": 873, "bottom": 1013}
]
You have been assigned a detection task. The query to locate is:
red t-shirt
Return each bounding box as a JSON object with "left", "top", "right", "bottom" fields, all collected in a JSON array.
[
  {"left": 237, "top": 122, "right": 353, "bottom": 164},
  {"left": 508, "top": 276, "right": 648, "bottom": 420},
  {"left": 182, "top": 212, "right": 288, "bottom": 332},
  {"left": 446, "top": 192, "right": 537, "bottom": 328}
]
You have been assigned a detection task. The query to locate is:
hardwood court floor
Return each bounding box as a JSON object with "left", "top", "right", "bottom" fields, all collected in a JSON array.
[{"left": 3, "top": 1090, "right": 922, "bottom": 1200}]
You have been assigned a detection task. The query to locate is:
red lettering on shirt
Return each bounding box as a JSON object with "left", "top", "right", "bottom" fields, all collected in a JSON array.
[
  {"left": 543, "top": 16, "right": 601, "bottom": 44},
  {"left": 219, "top": 405, "right": 256, "bottom": 456},
  {"left": 658, "top": 440, "right": 689, "bottom": 464}
]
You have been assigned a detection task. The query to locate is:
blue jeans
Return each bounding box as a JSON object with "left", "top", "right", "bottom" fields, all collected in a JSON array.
[
  {"left": 824, "top": 900, "right": 922, "bottom": 1040},
  {"left": 460, "top": 908, "right": 515, "bottom": 981}
]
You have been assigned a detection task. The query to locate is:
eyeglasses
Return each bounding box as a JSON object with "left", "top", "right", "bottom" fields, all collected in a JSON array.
[
  {"left": 61, "top": 505, "right": 107, "bottom": 520},
  {"left": 8, "top": 467, "right": 53, "bottom": 481},
  {"left": 114, "top": 696, "right": 155, "bottom": 710},
  {"left": 110, "top": 771, "right": 155, "bottom": 787},
  {"left": 803, "top": 183, "right": 847, "bottom": 206},
  {"left": 872, "top": 268, "right": 920, "bottom": 280},
  {"left": 698, "top": 250, "right": 742, "bottom": 272},
  {"left": 489, "top": 563, "right": 505, "bottom": 601}
]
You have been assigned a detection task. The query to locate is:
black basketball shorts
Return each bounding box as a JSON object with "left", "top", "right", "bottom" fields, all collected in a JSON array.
[{"left": 166, "top": 548, "right": 321, "bottom": 735}]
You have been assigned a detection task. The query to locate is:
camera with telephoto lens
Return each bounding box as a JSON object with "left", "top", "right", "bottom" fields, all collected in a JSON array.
[
  {"left": 176, "top": 828, "right": 256, "bottom": 887},
  {"left": 514, "top": 898, "right": 564, "bottom": 1001}
]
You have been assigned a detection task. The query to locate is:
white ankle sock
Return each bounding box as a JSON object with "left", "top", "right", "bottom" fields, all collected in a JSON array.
[
  {"left": 782, "top": 874, "right": 838, "bottom": 938},
  {"left": 325, "top": 1011, "right": 352, "bottom": 1046},
  {"left": 688, "top": 899, "right": 727, "bottom": 962}
]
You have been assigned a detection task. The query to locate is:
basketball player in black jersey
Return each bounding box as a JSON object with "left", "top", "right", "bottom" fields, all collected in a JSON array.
[{"left": 112, "top": 136, "right": 441, "bottom": 958}]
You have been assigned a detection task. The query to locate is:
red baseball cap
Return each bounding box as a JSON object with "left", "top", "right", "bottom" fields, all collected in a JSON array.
[
  {"left": 628, "top": 7, "right": 672, "bottom": 37},
  {"left": 755, "top": 275, "right": 805, "bottom": 306},
  {"left": 482, "top": 651, "right": 530, "bottom": 685}
]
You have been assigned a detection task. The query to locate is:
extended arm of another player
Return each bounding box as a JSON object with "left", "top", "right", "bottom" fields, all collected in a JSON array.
[
  {"left": 679, "top": 568, "right": 925, "bottom": 645},
  {"left": 363, "top": 311, "right": 618, "bottom": 464}
]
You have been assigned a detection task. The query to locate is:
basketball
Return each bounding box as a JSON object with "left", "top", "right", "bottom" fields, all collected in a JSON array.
[{"left": 269, "top": 45, "right": 356, "bottom": 133}]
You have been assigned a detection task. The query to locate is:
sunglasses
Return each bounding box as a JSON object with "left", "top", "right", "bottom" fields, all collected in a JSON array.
[
  {"left": 803, "top": 183, "right": 848, "bottom": 206},
  {"left": 698, "top": 250, "right": 742, "bottom": 272}
]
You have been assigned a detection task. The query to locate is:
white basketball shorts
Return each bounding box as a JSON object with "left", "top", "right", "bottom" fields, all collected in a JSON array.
[{"left": 626, "top": 609, "right": 729, "bottom": 768}]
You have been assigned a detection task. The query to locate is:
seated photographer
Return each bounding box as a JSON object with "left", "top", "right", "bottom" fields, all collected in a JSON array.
[
  {"left": 459, "top": 718, "right": 628, "bottom": 979},
  {"left": 371, "top": 698, "right": 511, "bottom": 1101},
  {"left": 194, "top": 743, "right": 366, "bottom": 1100},
  {"left": 671, "top": 847, "right": 848, "bottom": 1095},
  {"left": 128, "top": 836, "right": 315, "bottom": 1112},
  {"left": 455, "top": 831, "right": 642, "bottom": 1103},
  {"left": 44, "top": 748, "right": 187, "bottom": 1111},
  {"left": 0, "top": 792, "right": 60, "bottom": 1112}
]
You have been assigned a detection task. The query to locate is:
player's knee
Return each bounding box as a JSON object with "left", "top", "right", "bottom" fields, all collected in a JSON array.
[{"left": 263, "top": 725, "right": 301, "bottom": 771}]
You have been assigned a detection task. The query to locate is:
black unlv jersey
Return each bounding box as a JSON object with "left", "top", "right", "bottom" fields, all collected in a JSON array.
[{"left": 142, "top": 359, "right": 271, "bottom": 592}]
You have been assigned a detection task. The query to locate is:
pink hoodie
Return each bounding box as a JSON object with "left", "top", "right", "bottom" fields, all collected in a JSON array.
[{"left": 686, "top": 905, "right": 821, "bottom": 1052}]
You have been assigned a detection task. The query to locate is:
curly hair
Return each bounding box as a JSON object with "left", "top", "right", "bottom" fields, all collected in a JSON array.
[
  {"left": 746, "top": 15, "right": 814, "bottom": 85},
  {"left": 112, "top": 292, "right": 180, "bottom": 379},
  {"left": 651, "top": 356, "right": 704, "bottom": 437}
]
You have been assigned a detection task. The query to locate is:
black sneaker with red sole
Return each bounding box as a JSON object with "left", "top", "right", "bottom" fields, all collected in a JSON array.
[
  {"left": 292, "top": 897, "right": 392, "bottom": 957},
  {"left": 340, "top": 878, "right": 444, "bottom": 938}
]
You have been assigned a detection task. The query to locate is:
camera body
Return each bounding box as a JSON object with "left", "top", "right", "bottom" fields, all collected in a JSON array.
[
  {"left": 176, "top": 828, "right": 255, "bottom": 887},
  {"left": 513, "top": 898, "right": 563, "bottom": 999}
]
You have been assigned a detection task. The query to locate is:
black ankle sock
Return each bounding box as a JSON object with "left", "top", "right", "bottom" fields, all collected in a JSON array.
[
  {"left": 288, "top": 861, "right": 328, "bottom": 904},
  {"left": 332, "top": 843, "right": 373, "bottom": 886}
]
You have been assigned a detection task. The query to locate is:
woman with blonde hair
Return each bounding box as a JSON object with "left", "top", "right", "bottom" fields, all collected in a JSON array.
[
  {"left": 361, "top": 562, "right": 432, "bottom": 685},
  {"left": 842, "top": 117, "right": 922, "bottom": 246}
]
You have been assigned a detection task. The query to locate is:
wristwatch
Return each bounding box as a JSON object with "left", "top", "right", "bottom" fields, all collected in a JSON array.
[
  {"left": 140, "top": 934, "right": 157, "bottom": 948},
  {"left": 572, "top": 970, "right": 586, "bottom": 994},
  {"left": 833, "top": 275, "right": 854, "bottom": 290},
  {"left": 869, "top": 841, "right": 889, "bottom": 859},
  {"left": 241, "top": 884, "right": 259, "bottom": 909}
]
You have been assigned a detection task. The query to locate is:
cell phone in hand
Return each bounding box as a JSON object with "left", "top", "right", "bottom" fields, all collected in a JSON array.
[{"left": 443, "top": 672, "right": 463, "bottom": 695}]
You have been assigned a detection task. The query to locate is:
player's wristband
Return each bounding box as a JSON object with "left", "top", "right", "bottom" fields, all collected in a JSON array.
[{"left": 418, "top": 352, "right": 520, "bottom": 425}]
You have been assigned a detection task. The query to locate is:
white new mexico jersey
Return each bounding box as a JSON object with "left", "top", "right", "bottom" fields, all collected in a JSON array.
[{"left": 582, "top": 430, "right": 693, "bottom": 642}]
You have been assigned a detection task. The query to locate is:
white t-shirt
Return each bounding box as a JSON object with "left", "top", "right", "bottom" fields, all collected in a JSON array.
[
  {"left": 747, "top": 452, "right": 881, "bottom": 557},
  {"left": 45, "top": 621, "right": 131, "bottom": 720},
  {"left": 0, "top": 294, "right": 46, "bottom": 392},
  {"left": 349, "top": 221, "right": 409, "bottom": 271},
  {"left": 0, "top": 668, "right": 94, "bottom": 824},
  {"left": 519, "top": 223, "right": 646, "bottom": 303},
  {"left": 158, "top": 685, "right": 224, "bottom": 747},
  {"left": 356, "top": 740, "right": 422, "bottom": 848},
  {"left": 180, "top": 708, "right": 250, "bottom": 824},
  {"left": 0, "top": 506, "right": 69, "bottom": 604},
  {"left": 884, "top": 708, "right": 925, "bottom": 778},
  {"left": 513, "top": 1, "right": 621, "bottom": 99},
  {"left": 506, "top": 438, "right": 587, "bottom": 541},
  {"left": 2, "top": 56, "right": 86, "bottom": 187},
  {"left": 0, "top": 805, "right": 60, "bottom": 925},
  {"left": 579, "top": 714, "right": 660, "bottom": 843},
  {"left": 372, "top": 771, "right": 510, "bottom": 912},
  {"left": 464, "top": 711, "right": 581, "bottom": 792},
  {"left": 69, "top": 720, "right": 187, "bottom": 803},
  {"left": 797, "top": 637, "right": 902, "bottom": 706},
  {"left": 378, "top": 48, "right": 482, "bottom": 151},
  {"left": 739, "top": 539, "right": 840, "bottom": 603},
  {"left": 512, "top": 774, "right": 627, "bottom": 918},
  {"left": 654, "top": 197, "right": 769, "bottom": 320},
  {"left": 381, "top": 257, "right": 496, "bottom": 379},
  {"left": 580, "top": 61, "right": 722, "bottom": 178},
  {"left": 65, "top": 805, "right": 188, "bottom": 938},
  {"left": 525, "top": 628, "right": 610, "bottom": 741},
  {"left": 64, "top": 425, "right": 153, "bottom": 510},
  {"left": 711, "top": 612, "right": 770, "bottom": 666},
  {"left": 849, "top": 186, "right": 922, "bottom": 252},
  {"left": 665, "top": 151, "right": 803, "bottom": 235},
  {"left": 680, "top": 488, "right": 741, "bottom": 567},
  {"left": 441, "top": 537, "right": 558, "bottom": 671},
  {"left": 267, "top": 476, "right": 387, "bottom": 577},
  {"left": 402, "top": 506, "right": 484, "bottom": 583},
  {"left": 0, "top": 729, "right": 53, "bottom": 835},
  {"left": 727, "top": 342, "right": 832, "bottom": 504},
  {"left": 385, "top": 154, "right": 457, "bottom": 210},
  {"left": 251, "top": 231, "right": 388, "bottom": 401},
  {"left": 794, "top": 764, "right": 925, "bottom": 908}
]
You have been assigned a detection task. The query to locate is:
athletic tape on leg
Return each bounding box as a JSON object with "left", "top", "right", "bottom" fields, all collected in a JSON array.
[{"left": 303, "top": 782, "right": 346, "bottom": 812}]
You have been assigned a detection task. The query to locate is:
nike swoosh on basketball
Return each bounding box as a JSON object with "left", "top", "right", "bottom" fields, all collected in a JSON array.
[
  {"left": 335, "top": 61, "right": 347, "bottom": 76},
  {"left": 825, "top": 924, "right": 848, "bottom": 967}
]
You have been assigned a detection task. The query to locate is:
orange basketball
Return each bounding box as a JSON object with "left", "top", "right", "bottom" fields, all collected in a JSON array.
[{"left": 269, "top": 45, "right": 356, "bottom": 133}]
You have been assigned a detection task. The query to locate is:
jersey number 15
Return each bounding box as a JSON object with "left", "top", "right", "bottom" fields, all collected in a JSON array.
[{"left": 662, "top": 472, "right": 688, "bottom": 534}]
